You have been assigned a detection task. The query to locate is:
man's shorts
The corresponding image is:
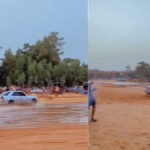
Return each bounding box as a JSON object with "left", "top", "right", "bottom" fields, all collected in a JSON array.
[{"left": 89, "top": 98, "right": 96, "bottom": 106}]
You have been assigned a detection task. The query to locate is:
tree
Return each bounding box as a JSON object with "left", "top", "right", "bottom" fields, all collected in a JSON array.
[
  {"left": 135, "top": 61, "right": 150, "bottom": 80},
  {"left": 16, "top": 72, "right": 25, "bottom": 85},
  {"left": 0, "top": 33, "right": 87, "bottom": 87},
  {"left": 26, "top": 32, "right": 64, "bottom": 66},
  {"left": 6, "top": 76, "right": 11, "bottom": 87}
]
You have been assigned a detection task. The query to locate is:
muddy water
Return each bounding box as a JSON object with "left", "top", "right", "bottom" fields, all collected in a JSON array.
[{"left": 0, "top": 102, "right": 88, "bottom": 129}]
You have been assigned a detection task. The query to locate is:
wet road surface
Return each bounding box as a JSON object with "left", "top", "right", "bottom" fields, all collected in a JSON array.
[{"left": 0, "top": 102, "right": 88, "bottom": 129}]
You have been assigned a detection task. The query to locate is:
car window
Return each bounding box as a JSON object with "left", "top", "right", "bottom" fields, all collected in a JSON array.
[
  {"left": 12, "top": 92, "right": 19, "bottom": 96},
  {"left": 3, "top": 92, "right": 10, "bottom": 96},
  {"left": 12, "top": 92, "right": 26, "bottom": 96},
  {"left": 19, "top": 92, "right": 26, "bottom": 96}
]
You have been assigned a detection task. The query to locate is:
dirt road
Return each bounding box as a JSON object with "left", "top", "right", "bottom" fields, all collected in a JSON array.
[
  {"left": 0, "top": 93, "right": 88, "bottom": 150},
  {"left": 0, "top": 124, "right": 87, "bottom": 150},
  {"left": 90, "top": 82, "right": 150, "bottom": 150}
]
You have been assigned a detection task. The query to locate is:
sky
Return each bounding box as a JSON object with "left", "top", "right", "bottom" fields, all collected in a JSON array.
[
  {"left": 89, "top": 0, "right": 150, "bottom": 71},
  {"left": 0, "top": 0, "right": 87, "bottom": 63}
]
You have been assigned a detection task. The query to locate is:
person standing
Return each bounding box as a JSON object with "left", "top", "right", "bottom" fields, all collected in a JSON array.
[
  {"left": 55, "top": 85, "right": 60, "bottom": 97},
  {"left": 89, "top": 81, "right": 97, "bottom": 122}
]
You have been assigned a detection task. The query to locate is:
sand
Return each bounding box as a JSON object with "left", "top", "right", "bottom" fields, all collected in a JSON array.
[
  {"left": 89, "top": 82, "right": 150, "bottom": 150},
  {"left": 0, "top": 93, "right": 88, "bottom": 150}
]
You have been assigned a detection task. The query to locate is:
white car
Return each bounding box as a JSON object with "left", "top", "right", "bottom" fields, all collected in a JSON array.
[
  {"left": 0, "top": 91, "right": 38, "bottom": 104},
  {"left": 30, "top": 88, "right": 43, "bottom": 93},
  {"left": 146, "top": 86, "right": 150, "bottom": 95}
]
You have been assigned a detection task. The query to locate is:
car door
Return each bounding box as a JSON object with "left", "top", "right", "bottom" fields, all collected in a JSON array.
[
  {"left": 20, "top": 92, "right": 31, "bottom": 103},
  {"left": 12, "top": 92, "right": 22, "bottom": 103},
  {"left": 12, "top": 92, "right": 26, "bottom": 104},
  {"left": 18, "top": 92, "right": 28, "bottom": 103}
]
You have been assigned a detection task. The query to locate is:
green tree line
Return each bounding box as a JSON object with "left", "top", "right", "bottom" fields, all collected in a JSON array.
[{"left": 0, "top": 32, "right": 88, "bottom": 87}]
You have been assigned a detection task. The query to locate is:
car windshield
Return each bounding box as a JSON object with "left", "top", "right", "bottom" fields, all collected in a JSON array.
[{"left": 2, "top": 92, "right": 10, "bottom": 96}]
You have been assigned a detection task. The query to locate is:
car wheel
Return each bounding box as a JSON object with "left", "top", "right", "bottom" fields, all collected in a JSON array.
[
  {"left": 8, "top": 100, "right": 14, "bottom": 104},
  {"left": 32, "top": 98, "right": 37, "bottom": 104}
]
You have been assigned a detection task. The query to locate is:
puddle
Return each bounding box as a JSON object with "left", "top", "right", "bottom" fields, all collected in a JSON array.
[
  {"left": 113, "top": 82, "right": 139, "bottom": 86},
  {"left": 0, "top": 102, "right": 88, "bottom": 129}
]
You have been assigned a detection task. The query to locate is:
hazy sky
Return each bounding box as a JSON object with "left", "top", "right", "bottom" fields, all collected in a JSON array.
[
  {"left": 0, "top": 0, "right": 87, "bottom": 63},
  {"left": 89, "top": 0, "right": 150, "bottom": 71}
]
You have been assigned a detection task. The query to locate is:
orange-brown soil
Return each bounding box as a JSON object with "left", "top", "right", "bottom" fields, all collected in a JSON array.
[
  {"left": 90, "top": 82, "right": 150, "bottom": 150},
  {"left": 0, "top": 93, "right": 88, "bottom": 150}
]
